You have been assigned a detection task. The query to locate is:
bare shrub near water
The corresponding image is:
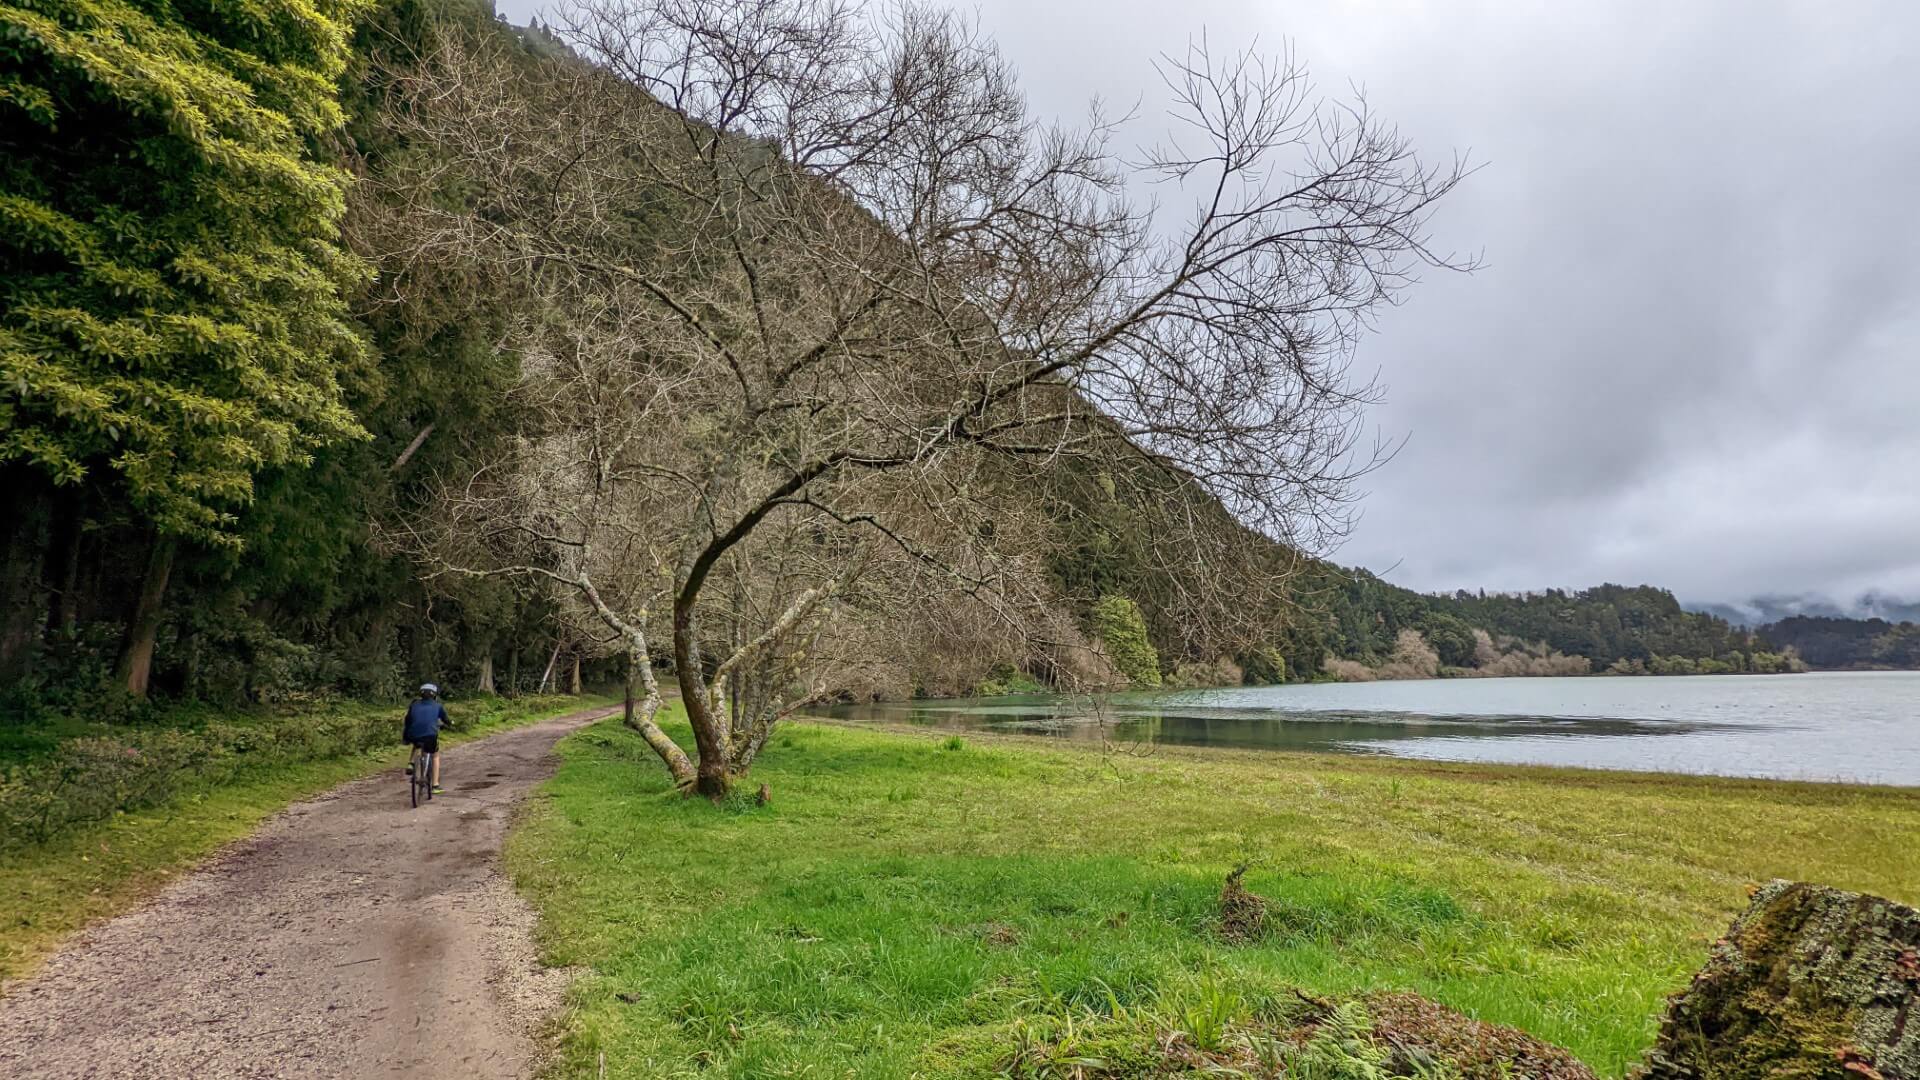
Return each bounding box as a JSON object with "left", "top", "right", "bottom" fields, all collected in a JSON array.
[
  {"left": 1468, "top": 629, "right": 1590, "bottom": 677},
  {"left": 378, "top": 0, "right": 1467, "bottom": 796},
  {"left": 1376, "top": 628, "right": 1441, "bottom": 680},
  {"left": 1322, "top": 656, "right": 1377, "bottom": 682}
]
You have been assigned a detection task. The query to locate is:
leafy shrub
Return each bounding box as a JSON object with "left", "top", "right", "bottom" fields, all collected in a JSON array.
[
  {"left": 972, "top": 663, "right": 1048, "bottom": 697},
  {"left": 0, "top": 696, "right": 537, "bottom": 852},
  {"left": 0, "top": 625, "right": 155, "bottom": 728},
  {"left": 1265, "top": 1001, "right": 1398, "bottom": 1079},
  {"left": 1089, "top": 595, "right": 1161, "bottom": 689},
  {"left": 1168, "top": 976, "right": 1243, "bottom": 1052},
  {"left": 1165, "top": 656, "right": 1244, "bottom": 689},
  {"left": 1241, "top": 646, "right": 1288, "bottom": 685}
]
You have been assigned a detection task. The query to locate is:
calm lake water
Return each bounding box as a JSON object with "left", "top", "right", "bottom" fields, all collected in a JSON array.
[{"left": 820, "top": 671, "right": 1920, "bottom": 787}]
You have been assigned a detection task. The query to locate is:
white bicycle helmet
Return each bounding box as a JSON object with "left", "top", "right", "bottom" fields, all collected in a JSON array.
[{"left": 420, "top": 682, "right": 439, "bottom": 697}]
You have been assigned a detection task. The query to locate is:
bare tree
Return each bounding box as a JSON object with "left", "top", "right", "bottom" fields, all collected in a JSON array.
[{"left": 377, "top": 0, "right": 1469, "bottom": 798}]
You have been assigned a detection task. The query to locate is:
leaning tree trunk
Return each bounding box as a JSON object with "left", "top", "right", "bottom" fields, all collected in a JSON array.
[
  {"left": 672, "top": 603, "right": 733, "bottom": 800},
  {"left": 1637, "top": 879, "right": 1920, "bottom": 1078},
  {"left": 536, "top": 641, "right": 560, "bottom": 693},
  {"left": 113, "top": 536, "right": 177, "bottom": 698},
  {"left": 623, "top": 641, "right": 694, "bottom": 787}
]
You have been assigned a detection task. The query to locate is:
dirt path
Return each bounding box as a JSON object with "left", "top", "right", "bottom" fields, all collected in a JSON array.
[{"left": 0, "top": 705, "right": 618, "bottom": 1080}]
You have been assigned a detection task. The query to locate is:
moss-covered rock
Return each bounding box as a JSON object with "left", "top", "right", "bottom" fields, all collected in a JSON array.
[{"left": 1637, "top": 879, "right": 1920, "bottom": 1079}]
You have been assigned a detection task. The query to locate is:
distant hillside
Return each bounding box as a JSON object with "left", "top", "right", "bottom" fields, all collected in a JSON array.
[{"left": 1289, "top": 570, "right": 1805, "bottom": 680}]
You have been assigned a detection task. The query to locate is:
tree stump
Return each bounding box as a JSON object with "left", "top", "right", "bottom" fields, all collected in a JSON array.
[
  {"left": 1218, "top": 863, "right": 1267, "bottom": 943},
  {"left": 1638, "top": 880, "right": 1920, "bottom": 1079}
]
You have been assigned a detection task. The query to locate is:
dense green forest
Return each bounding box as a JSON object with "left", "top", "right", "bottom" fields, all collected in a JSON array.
[
  {"left": 0, "top": 0, "right": 1904, "bottom": 767},
  {"left": 1750, "top": 615, "right": 1920, "bottom": 670}
]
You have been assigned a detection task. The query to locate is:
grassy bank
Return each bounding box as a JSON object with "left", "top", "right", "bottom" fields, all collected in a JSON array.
[
  {"left": 0, "top": 693, "right": 613, "bottom": 984},
  {"left": 508, "top": 707, "right": 1918, "bottom": 1078}
]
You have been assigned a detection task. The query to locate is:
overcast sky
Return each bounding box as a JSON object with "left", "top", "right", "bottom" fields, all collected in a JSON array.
[{"left": 496, "top": 0, "right": 1919, "bottom": 608}]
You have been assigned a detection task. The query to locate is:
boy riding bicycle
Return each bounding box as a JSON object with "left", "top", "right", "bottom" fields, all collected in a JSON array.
[{"left": 403, "top": 683, "right": 448, "bottom": 794}]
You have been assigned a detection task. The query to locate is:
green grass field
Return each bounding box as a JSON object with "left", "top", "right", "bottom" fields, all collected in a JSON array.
[
  {"left": 0, "top": 693, "right": 612, "bottom": 984},
  {"left": 508, "top": 706, "right": 1919, "bottom": 1078}
]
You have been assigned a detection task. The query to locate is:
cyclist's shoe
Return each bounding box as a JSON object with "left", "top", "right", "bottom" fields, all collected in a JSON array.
[
  {"left": 405, "top": 764, "right": 415, "bottom": 776},
  {"left": 431, "top": 785, "right": 445, "bottom": 794}
]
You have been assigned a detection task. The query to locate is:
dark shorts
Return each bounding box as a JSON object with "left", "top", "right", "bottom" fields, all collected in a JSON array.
[{"left": 406, "top": 734, "right": 439, "bottom": 754}]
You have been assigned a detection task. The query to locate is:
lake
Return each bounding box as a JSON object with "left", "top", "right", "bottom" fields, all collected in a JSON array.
[{"left": 819, "top": 670, "right": 1920, "bottom": 787}]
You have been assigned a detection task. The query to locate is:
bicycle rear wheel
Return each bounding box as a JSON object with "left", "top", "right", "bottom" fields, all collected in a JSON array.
[{"left": 411, "top": 755, "right": 424, "bottom": 808}]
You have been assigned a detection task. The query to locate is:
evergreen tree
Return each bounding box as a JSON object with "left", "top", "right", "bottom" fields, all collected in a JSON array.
[
  {"left": 1, "top": 0, "right": 372, "bottom": 691},
  {"left": 1, "top": 0, "right": 372, "bottom": 539}
]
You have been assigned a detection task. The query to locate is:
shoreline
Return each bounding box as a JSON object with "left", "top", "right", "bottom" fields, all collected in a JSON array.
[
  {"left": 813, "top": 669, "right": 1920, "bottom": 789},
  {"left": 802, "top": 714, "right": 1920, "bottom": 795}
]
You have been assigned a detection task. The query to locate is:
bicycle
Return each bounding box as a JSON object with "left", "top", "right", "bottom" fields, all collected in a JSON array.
[{"left": 409, "top": 745, "right": 436, "bottom": 808}]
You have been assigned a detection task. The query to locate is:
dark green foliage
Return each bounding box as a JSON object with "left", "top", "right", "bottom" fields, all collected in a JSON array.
[
  {"left": 1421, "top": 614, "right": 1478, "bottom": 669},
  {"left": 0, "top": 0, "right": 580, "bottom": 706},
  {"left": 1438, "top": 584, "right": 1746, "bottom": 669},
  {"left": 1302, "top": 570, "right": 1784, "bottom": 677},
  {"left": 1757, "top": 614, "right": 1920, "bottom": 670}
]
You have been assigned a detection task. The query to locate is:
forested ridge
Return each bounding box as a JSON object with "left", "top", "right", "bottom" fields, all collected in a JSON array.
[
  {"left": 0, "top": 0, "right": 1902, "bottom": 788},
  {"left": 1286, "top": 572, "right": 1816, "bottom": 680}
]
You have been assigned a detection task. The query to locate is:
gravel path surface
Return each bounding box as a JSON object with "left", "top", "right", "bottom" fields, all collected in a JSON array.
[{"left": 0, "top": 705, "right": 618, "bottom": 1079}]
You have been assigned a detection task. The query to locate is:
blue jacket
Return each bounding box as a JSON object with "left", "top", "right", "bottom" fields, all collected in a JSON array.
[{"left": 404, "top": 698, "right": 447, "bottom": 741}]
